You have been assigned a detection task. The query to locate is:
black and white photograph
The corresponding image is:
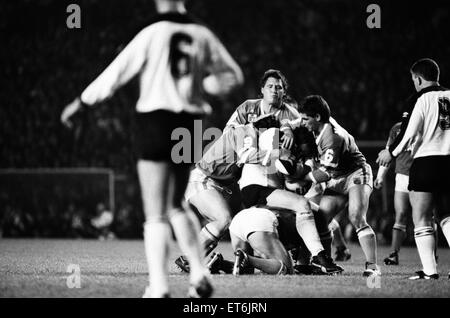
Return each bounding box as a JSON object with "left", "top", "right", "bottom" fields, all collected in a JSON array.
[{"left": 1, "top": 0, "right": 450, "bottom": 302}]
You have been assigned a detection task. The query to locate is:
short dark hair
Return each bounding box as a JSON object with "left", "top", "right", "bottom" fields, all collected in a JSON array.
[
  {"left": 298, "top": 95, "right": 331, "bottom": 123},
  {"left": 410, "top": 58, "right": 440, "bottom": 82},
  {"left": 259, "top": 69, "right": 289, "bottom": 91}
]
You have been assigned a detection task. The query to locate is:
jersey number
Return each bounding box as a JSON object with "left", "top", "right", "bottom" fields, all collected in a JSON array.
[
  {"left": 323, "top": 149, "right": 335, "bottom": 165},
  {"left": 169, "top": 32, "right": 193, "bottom": 79},
  {"left": 438, "top": 97, "right": 450, "bottom": 130}
]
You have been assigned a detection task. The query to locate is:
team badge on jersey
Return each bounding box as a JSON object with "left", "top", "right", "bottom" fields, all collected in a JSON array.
[
  {"left": 247, "top": 113, "right": 258, "bottom": 123},
  {"left": 438, "top": 97, "right": 450, "bottom": 130}
]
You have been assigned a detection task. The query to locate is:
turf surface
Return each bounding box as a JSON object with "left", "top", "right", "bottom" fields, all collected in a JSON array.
[{"left": 0, "top": 239, "right": 449, "bottom": 298}]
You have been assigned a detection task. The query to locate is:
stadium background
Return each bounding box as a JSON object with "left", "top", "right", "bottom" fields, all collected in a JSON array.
[{"left": 1, "top": 0, "right": 450, "bottom": 243}]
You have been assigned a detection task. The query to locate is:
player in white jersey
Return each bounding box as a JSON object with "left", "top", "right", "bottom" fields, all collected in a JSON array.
[
  {"left": 390, "top": 58, "right": 450, "bottom": 280},
  {"left": 61, "top": 0, "right": 243, "bottom": 297},
  {"left": 298, "top": 95, "right": 380, "bottom": 277}
]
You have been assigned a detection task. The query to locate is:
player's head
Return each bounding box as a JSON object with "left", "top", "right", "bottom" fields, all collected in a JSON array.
[
  {"left": 259, "top": 69, "right": 288, "bottom": 108},
  {"left": 294, "top": 126, "right": 318, "bottom": 159},
  {"left": 298, "top": 95, "right": 331, "bottom": 133},
  {"left": 410, "top": 58, "right": 440, "bottom": 92}
]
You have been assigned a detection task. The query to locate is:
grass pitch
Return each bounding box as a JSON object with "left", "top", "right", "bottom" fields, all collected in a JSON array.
[{"left": 0, "top": 239, "right": 449, "bottom": 298}]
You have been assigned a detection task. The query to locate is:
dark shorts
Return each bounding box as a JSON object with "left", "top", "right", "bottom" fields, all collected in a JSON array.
[
  {"left": 240, "top": 185, "right": 278, "bottom": 209},
  {"left": 408, "top": 155, "right": 450, "bottom": 193},
  {"left": 135, "top": 110, "right": 202, "bottom": 163}
]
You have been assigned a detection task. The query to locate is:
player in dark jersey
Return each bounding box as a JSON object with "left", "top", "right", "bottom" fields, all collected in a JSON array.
[
  {"left": 374, "top": 122, "right": 414, "bottom": 265},
  {"left": 298, "top": 95, "right": 380, "bottom": 277},
  {"left": 61, "top": 0, "right": 243, "bottom": 297}
]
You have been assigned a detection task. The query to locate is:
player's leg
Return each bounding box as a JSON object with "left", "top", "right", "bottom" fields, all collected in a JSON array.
[
  {"left": 266, "top": 190, "right": 324, "bottom": 257},
  {"left": 138, "top": 160, "right": 173, "bottom": 298},
  {"left": 246, "top": 232, "right": 294, "bottom": 274},
  {"left": 166, "top": 163, "right": 212, "bottom": 297},
  {"left": 266, "top": 190, "right": 342, "bottom": 273},
  {"left": 315, "top": 193, "right": 347, "bottom": 257},
  {"left": 189, "top": 188, "right": 232, "bottom": 257},
  {"left": 329, "top": 218, "right": 352, "bottom": 261},
  {"left": 384, "top": 189, "right": 410, "bottom": 265},
  {"left": 410, "top": 191, "right": 438, "bottom": 277},
  {"left": 347, "top": 184, "right": 379, "bottom": 275}
]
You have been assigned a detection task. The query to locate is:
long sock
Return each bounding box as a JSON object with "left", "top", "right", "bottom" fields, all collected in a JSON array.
[
  {"left": 319, "top": 230, "right": 333, "bottom": 257},
  {"left": 169, "top": 208, "right": 208, "bottom": 284},
  {"left": 356, "top": 226, "right": 377, "bottom": 264},
  {"left": 143, "top": 220, "right": 171, "bottom": 297},
  {"left": 414, "top": 226, "right": 437, "bottom": 275},
  {"left": 392, "top": 223, "right": 407, "bottom": 252},
  {"left": 440, "top": 217, "right": 450, "bottom": 247},
  {"left": 199, "top": 225, "right": 220, "bottom": 257},
  {"left": 295, "top": 211, "right": 324, "bottom": 256},
  {"left": 248, "top": 255, "right": 287, "bottom": 274}
]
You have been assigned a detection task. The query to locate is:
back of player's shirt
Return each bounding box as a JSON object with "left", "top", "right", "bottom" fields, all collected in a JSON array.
[
  {"left": 81, "top": 13, "right": 243, "bottom": 115},
  {"left": 394, "top": 88, "right": 450, "bottom": 158},
  {"left": 387, "top": 122, "right": 413, "bottom": 175},
  {"left": 316, "top": 122, "right": 366, "bottom": 178}
]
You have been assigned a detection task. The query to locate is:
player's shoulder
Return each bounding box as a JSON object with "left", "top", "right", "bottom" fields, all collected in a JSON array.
[
  {"left": 282, "top": 102, "right": 300, "bottom": 117},
  {"left": 237, "top": 99, "right": 261, "bottom": 110},
  {"left": 320, "top": 124, "right": 344, "bottom": 146}
]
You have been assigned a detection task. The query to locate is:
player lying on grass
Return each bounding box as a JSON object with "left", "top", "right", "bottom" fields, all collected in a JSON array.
[
  {"left": 175, "top": 114, "right": 293, "bottom": 272},
  {"left": 229, "top": 207, "right": 332, "bottom": 275},
  {"left": 237, "top": 127, "right": 343, "bottom": 274}
]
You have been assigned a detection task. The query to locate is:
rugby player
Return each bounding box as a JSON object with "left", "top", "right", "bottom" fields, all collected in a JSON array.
[
  {"left": 389, "top": 58, "right": 450, "bottom": 280},
  {"left": 297, "top": 95, "right": 380, "bottom": 277},
  {"left": 61, "top": 0, "right": 243, "bottom": 297}
]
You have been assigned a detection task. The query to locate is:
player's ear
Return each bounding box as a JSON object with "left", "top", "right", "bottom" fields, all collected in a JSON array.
[{"left": 315, "top": 114, "right": 321, "bottom": 122}]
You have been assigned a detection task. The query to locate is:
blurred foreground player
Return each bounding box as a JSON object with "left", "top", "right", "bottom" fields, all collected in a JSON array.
[
  {"left": 390, "top": 58, "right": 450, "bottom": 280},
  {"left": 61, "top": 0, "right": 243, "bottom": 297}
]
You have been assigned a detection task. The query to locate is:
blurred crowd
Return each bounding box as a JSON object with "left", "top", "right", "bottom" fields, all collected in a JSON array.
[{"left": 1, "top": 0, "right": 449, "bottom": 239}]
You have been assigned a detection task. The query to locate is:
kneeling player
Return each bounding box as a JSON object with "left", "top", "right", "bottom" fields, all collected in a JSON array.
[{"left": 229, "top": 207, "right": 332, "bottom": 275}]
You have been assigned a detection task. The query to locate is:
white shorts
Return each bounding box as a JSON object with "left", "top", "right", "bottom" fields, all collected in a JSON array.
[
  {"left": 324, "top": 163, "right": 373, "bottom": 195},
  {"left": 184, "top": 168, "right": 231, "bottom": 202},
  {"left": 229, "top": 207, "right": 278, "bottom": 242},
  {"left": 395, "top": 173, "right": 409, "bottom": 193}
]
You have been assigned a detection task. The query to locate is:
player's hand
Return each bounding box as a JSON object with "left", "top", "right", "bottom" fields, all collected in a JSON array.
[
  {"left": 376, "top": 149, "right": 393, "bottom": 166},
  {"left": 373, "top": 178, "right": 384, "bottom": 189},
  {"left": 281, "top": 128, "right": 294, "bottom": 149},
  {"left": 61, "top": 97, "right": 83, "bottom": 129}
]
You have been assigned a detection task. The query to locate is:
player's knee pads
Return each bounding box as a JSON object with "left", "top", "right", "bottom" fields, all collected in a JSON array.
[
  {"left": 393, "top": 223, "right": 407, "bottom": 232},
  {"left": 414, "top": 226, "right": 434, "bottom": 238},
  {"left": 356, "top": 225, "right": 375, "bottom": 240}
]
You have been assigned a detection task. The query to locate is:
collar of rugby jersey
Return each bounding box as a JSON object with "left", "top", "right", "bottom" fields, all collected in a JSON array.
[
  {"left": 259, "top": 99, "right": 283, "bottom": 117},
  {"left": 149, "top": 12, "right": 201, "bottom": 25},
  {"left": 315, "top": 123, "right": 330, "bottom": 145}
]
